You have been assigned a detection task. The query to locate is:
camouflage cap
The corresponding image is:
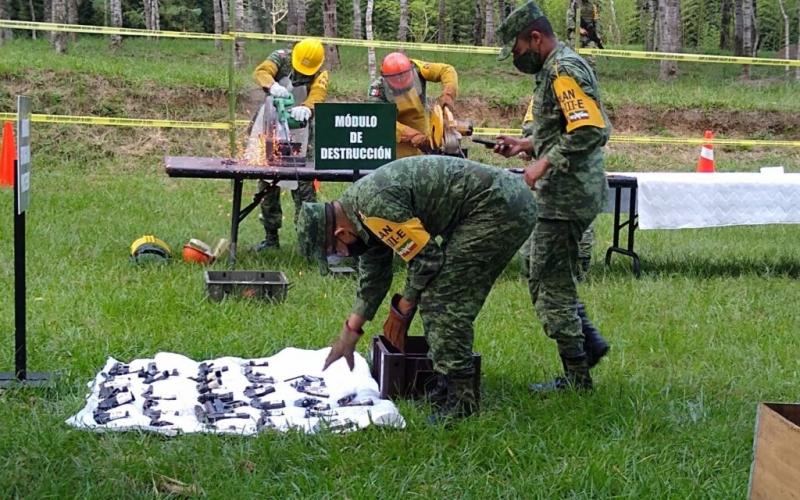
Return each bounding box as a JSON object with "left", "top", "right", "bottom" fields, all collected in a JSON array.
[
  {"left": 497, "top": 1, "right": 546, "bottom": 61},
  {"left": 296, "top": 202, "right": 331, "bottom": 275}
]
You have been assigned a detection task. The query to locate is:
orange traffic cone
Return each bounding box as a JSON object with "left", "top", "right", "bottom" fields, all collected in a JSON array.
[
  {"left": 313, "top": 178, "right": 321, "bottom": 193},
  {"left": 696, "top": 130, "right": 715, "bottom": 173},
  {"left": 0, "top": 121, "right": 16, "bottom": 188}
]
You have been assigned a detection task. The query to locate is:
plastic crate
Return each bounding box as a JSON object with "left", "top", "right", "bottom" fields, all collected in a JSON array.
[
  {"left": 204, "top": 270, "right": 289, "bottom": 302},
  {"left": 369, "top": 334, "right": 481, "bottom": 400}
]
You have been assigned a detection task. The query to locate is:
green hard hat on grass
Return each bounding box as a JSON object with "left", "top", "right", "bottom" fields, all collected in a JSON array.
[
  {"left": 297, "top": 201, "right": 331, "bottom": 275},
  {"left": 497, "top": 1, "right": 546, "bottom": 61}
]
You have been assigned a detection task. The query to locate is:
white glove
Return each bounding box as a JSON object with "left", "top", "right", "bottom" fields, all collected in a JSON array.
[
  {"left": 269, "top": 83, "right": 291, "bottom": 99},
  {"left": 290, "top": 106, "right": 312, "bottom": 122}
]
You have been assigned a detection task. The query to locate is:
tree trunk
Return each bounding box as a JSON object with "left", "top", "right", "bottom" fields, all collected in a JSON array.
[
  {"left": 738, "top": 0, "right": 754, "bottom": 78},
  {"left": 0, "top": 0, "right": 13, "bottom": 45},
  {"left": 734, "top": 0, "right": 743, "bottom": 55},
  {"left": 796, "top": 0, "right": 800, "bottom": 80},
  {"left": 213, "top": 0, "right": 223, "bottom": 49},
  {"left": 645, "top": 0, "right": 659, "bottom": 51},
  {"left": 607, "top": 0, "right": 621, "bottom": 45},
  {"left": 658, "top": 0, "right": 680, "bottom": 79},
  {"left": 53, "top": 0, "right": 69, "bottom": 52},
  {"left": 143, "top": 0, "right": 160, "bottom": 32},
  {"left": 366, "top": 0, "right": 376, "bottom": 80},
  {"left": 437, "top": 0, "right": 446, "bottom": 43},
  {"left": 497, "top": 0, "right": 507, "bottom": 19},
  {"left": 296, "top": 0, "right": 306, "bottom": 34},
  {"left": 352, "top": 0, "right": 362, "bottom": 38},
  {"left": 484, "top": 0, "right": 494, "bottom": 45},
  {"left": 287, "top": 0, "right": 297, "bottom": 35},
  {"left": 270, "top": 0, "right": 289, "bottom": 36},
  {"left": 67, "top": 0, "right": 78, "bottom": 41},
  {"left": 323, "top": 0, "right": 340, "bottom": 69},
  {"left": 234, "top": 0, "right": 246, "bottom": 69},
  {"left": 473, "top": 0, "right": 483, "bottom": 46},
  {"left": 778, "top": 0, "right": 790, "bottom": 76},
  {"left": 398, "top": 0, "right": 408, "bottom": 42},
  {"left": 28, "top": 0, "right": 37, "bottom": 39},
  {"left": 720, "top": 0, "right": 732, "bottom": 50}
]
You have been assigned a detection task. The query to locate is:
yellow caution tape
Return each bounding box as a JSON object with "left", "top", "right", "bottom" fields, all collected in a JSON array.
[
  {"left": 2, "top": 112, "right": 798, "bottom": 147},
  {"left": 474, "top": 127, "right": 800, "bottom": 147},
  {"left": 0, "top": 112, "right": 231, "bottom": 129},
  {"left": 579, "top": 47, "right": 800, "bottom": 67},
  {"left": 231, "top": 32, "right": 500, "bottom": 54},
  {"left": 0, "top": 20, "right": 231, "bottom": 40}
]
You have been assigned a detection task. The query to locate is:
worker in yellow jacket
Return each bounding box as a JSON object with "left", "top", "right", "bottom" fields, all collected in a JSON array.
[
  {"left": 369, "top": 52, "right": 459, "bottom": 158},
  {"left": 251, "top": 38, "right": 329, "bottom": 251}
]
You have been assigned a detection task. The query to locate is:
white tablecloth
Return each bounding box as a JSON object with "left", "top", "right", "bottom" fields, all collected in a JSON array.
[{"left": 608, "top": 172, "right": 800, "bottom": 230}]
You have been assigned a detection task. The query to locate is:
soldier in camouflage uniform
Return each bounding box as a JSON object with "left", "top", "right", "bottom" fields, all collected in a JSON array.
[
  {"left": 297, "top": 156, "right": 537, "bottom": 422},
  {"left": 495, "top": 2, "right": 610, "bottom": 392},
  {"left": 251, "top": 38, "right": 329, "bottom": 251},
  {"left": 518, "top": 98, "right": 595, "bottom": 281},
  {"left": 567, "top": 0, "right": 603, "bottom": 69}
]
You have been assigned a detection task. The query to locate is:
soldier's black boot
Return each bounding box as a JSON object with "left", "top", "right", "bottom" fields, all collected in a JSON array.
[
  {"left": 578, "top": 302, "right": 609, "bottom": 368},
  {"left": 424, "top": 373, "right": 448, "bottom": 409},
  {"left": 529, "top": 353, "right": 593, "bottom": 394},
  {"left": 427, "top": 374, "right": 477, "bottom": 425},
  {"left": 253, "top": 230, "right": 280, "bottom": 252}
]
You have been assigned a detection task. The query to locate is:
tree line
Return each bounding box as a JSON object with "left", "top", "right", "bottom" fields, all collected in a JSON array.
[{"left": 1, "top": 0, "right": 799, "bottom": 79}]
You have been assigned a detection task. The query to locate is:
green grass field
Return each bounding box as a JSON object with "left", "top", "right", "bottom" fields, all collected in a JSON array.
[{"left": 1, "top": 36, "right": 799, "bottom": 497}]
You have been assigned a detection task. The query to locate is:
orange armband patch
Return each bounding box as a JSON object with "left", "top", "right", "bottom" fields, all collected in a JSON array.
[
  {"left": 361, "top": 215, "right": 430, "bottom": 262},
  {"left": 553, "top": 75, "right": 606, "bottom": 132}
]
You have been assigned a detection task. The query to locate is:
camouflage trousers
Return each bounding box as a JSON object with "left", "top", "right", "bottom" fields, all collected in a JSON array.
[
  {"left": 420, "top": 176, "right": 537, "bottom": 377},
  {"left": 520, "top": 222, "right": 594, "bottom": 280},
  {"left": 528, "top": 217, "right": 596, "bottom": 359},
  {"left": 258, "top": 180, "right": 317, "bottom": 232}
]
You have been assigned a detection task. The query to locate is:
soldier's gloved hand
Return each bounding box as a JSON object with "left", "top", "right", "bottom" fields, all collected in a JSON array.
[
  {"left": 323, "top": 320, "right": 364, "bottom": 371},
  {"left": 383, "top": 294, "right": 416, "bottom": 343},
  {"left": 437, "top": 92, "right": 455, "bottom": 111},
  {"left": 580, "top": 27, "right": 588, "bottom": 36},
  {"left": 290, "top": 106, "right": 312, "bottom": 123},
  {"left": 269, "top": 83, "right": 291, "bottom": 99}
]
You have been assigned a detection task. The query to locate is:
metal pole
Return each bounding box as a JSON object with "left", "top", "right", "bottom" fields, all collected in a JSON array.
[
  {"left": 228, "top": 0, "right": 237, "bottom": 157},
  {"left": 13, "top": 159, "right": 27, "bottom": 381}
]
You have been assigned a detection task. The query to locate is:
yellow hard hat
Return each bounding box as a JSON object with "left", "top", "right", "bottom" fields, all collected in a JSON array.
[{"left": 292, "top": 38, "right": 325, "bottom": 76}]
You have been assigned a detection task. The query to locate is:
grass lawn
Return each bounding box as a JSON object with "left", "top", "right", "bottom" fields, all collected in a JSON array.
[{"left": 0, "top": 36, "right": 799, "bottom": 497}]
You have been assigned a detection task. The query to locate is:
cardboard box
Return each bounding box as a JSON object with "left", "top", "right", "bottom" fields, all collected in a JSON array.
[{"left": 749, "top": 403, "right": 800, "bottom": 499}]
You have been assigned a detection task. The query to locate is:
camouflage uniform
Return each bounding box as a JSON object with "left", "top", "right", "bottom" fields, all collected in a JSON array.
[
  {"left": 519, "top": 97, "right": 595, "bottom": 281},
  {"left": 498, "top": 2, "right": 611, "bottom": 385},
  {"left": 567, "top": 0, "right": 602, "bottom": 69},
  {"left": 252, "top": 48, "right": 329, "bottom": 240},
  {"left": 525, "top": 43, "right": 610, "bottom": 367},
  {"left": 338, "top": 157, "right": 536, "bottom": 379}
]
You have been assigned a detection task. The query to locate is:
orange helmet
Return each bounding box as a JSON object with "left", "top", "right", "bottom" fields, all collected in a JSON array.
[{"left": 381, "top": 52, "right": 415, "bottom": 92}]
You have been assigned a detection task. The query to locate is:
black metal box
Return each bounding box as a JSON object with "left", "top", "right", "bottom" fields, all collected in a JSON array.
[
  {"left": 204, "top": 270, "right": 289, "bottom": 302},
  {"left": 369, "top": 335, "right": 481, "bottom": 400}
]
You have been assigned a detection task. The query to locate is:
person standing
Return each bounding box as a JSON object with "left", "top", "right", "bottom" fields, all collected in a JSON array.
[{"left": 495, "top": 1, "right": 610, "bottom": 392}]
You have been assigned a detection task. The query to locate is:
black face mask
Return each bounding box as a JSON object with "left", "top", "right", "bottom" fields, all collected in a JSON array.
[
  {"left": 345, "top": 237, "right": 369, "bottom": 257},
  {"left": 513, "top": 48, "right": 544, "bottom": 74}
]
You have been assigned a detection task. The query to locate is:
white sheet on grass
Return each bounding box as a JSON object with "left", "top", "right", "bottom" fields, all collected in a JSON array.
[{"left": 66, "top": 349, "right": 405, "bottom": 436}]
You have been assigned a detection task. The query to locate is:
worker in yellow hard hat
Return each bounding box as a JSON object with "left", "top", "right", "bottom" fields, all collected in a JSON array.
[
  {"left": 369, "top": 52, "right": 459, "bottom": 158},
  {"left": 251, "top": 38, "right": 329, "bottom": 252}
]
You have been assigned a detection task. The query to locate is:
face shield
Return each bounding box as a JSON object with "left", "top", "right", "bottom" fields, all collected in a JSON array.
[{"left": 381, "top": 69, "right": 423, "bottom": 103}]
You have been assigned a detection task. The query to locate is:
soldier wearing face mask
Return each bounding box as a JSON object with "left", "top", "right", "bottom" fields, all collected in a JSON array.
[
  {"left": 494, "top": 1, "right": 612, "bottom": 394},
  {"left": 296, "top": 156, "right": 537, "bottom": 424}
]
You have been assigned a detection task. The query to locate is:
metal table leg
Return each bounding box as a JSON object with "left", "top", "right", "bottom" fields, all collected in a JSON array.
[
  {"left": 604, "top": 182, "right": 641, "bottom": 277},
  {"left": 228, "top": 178, "right": 244, "bottom": 266}
]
